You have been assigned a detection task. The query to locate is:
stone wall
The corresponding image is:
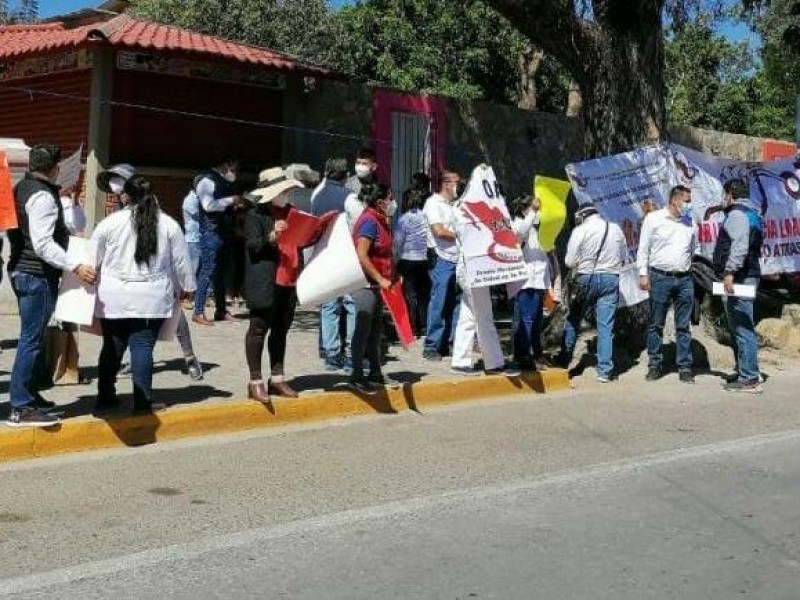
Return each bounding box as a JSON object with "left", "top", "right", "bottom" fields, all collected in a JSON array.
[{"left": 669, "top": 125, "right": 768, "bottom": 161}]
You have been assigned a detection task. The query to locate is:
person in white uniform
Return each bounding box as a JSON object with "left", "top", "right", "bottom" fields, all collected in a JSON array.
[{"left": 92, "top": 176, "right": 195, "bottom": 414}]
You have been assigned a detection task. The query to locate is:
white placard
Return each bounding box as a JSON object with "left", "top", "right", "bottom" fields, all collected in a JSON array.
[
  {"left": 712, "top": 282, "right": 757, "bottom": 298},
  {"left": 54, "top": 236, "right": 97, "bottom": 325},
  {"left": 618, "top": 264, "right": 650, "bottom": 307},
  {"left": 296, "top": 213, "right": 368, "bottom": 306},
  {"left": 56, "top": 145, "right": 82, "bottom": 189},
  {"left": 454, "top": 165, "right": 527, "bottom": 288}
]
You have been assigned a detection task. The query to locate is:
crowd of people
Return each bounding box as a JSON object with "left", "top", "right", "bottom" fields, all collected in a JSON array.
[{"left": 3, "top": 143, "right": 766, "bottom": 428}]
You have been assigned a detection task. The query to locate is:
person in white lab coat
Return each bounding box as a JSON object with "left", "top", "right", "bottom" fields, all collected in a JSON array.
[{"left": 92, "top": 176, "right": 195, "bottom": 414}]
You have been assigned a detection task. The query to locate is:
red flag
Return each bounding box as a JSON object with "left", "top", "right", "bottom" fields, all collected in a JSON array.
[
  {"left": 380, "top": 282, "right": 415, "bottom": 350},
  {"left": 0, "top": 151, "right": 18, "bottom": 231}
]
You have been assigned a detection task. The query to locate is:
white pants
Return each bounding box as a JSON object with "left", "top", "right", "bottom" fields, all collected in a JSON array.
[{"left": 451, "top": 285, "right": 505, "bottom": 370}]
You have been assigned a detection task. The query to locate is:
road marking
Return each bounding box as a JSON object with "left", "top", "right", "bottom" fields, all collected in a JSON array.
[{"left": 1, "top": 429, "right": 799, "bottom": 595}]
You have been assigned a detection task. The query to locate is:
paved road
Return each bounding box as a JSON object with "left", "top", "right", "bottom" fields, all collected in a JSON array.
[{"left": 2, "top": 370, "right": 800, "bottom": 598}]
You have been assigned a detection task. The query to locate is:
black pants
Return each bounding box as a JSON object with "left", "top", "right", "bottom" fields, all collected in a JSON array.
[
  {"left": 98, "top": 318, "right": 164, "bottom": 408},
  {"left": 398, "top": 259, "right": 431, "bottom": 337},
  {"left": 350, "top": 288, "right": 383, "bottom": 381},
  {"left": 245, "top": 285, "right": 297, "bottom": 381}
]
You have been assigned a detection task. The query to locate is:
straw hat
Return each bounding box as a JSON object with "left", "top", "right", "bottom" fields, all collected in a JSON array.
[{"left": 250, "top": 166, "right": 304, "bottom": 204}]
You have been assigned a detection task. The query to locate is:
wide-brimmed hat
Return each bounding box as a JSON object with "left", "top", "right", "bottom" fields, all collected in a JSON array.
[
  {"left": 250, "top": 166, "right": 304, "bottom": 204},
  {"left": 97, "top": 163, "right": 135, "bottom": 193}
]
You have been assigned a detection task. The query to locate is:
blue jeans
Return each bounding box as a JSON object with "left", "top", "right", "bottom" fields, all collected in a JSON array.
[
  {"left": 98, "top": 318, "right": 164, "bottom": 408},
  {"left": 424, "top": 257, "right": 460, "bottom": 354},
  {"left": 514, "top": 288, "right": 545, "bottom": 362},
  {"left": 187, "top": 241, "right": 201, "bottom": 278},
  {"left": 9, "top": 272, "right": 58, "bottom": 409},
  {"left": 319, "top": 295, "right": 356, "bottom": 361},
  {"left": 647, "top": 271, "right": 694, "bottom": 371},
  {"left": 193, "top": 230, "right": 227, "bottom": 319},
  {"left": 562, "top": 273, "right": 619, "bottom": 378},
  {"left": 725, "top": 276, "right": 760, "bottom": 384}
]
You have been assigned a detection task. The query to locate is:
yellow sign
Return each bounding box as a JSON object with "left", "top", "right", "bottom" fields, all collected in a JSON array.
[{"left": 534, "top": 176, "right": 570, "bottom": 252}]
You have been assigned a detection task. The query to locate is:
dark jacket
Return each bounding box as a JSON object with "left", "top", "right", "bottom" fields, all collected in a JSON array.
[
  {"left": 196, "top": 170, "right": 236, "bottom": 236},
  {"left": 8, "top": 173, "right": 69, "bottom": 281},
  {"left": 243, "top": 204, "right": 278, "bottom": 311},
  {"left": 311, "top": 179, "right": 350, "bottom": 217},
  {"left": 712, "top": 201, "right": 763, "bottom": 281}
]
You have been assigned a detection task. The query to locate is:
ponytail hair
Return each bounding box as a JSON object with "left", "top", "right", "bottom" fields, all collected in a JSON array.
[
  {"left": 124, "top": 175, "right": 160, "bottom": 266},
  {"left": 359, "top": 182, "right": 391, "bottom": 208}
]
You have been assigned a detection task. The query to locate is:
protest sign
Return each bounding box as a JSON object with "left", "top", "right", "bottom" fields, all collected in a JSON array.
[
  {"left": 455, "top": 165, "right": 527, "bottom": 288},
  {"left": 533, "top": 176, "right": 569, "bottom": 252},
  {"left": 56, "top": 145, "right": 82, "bottom": 190},
  {"left": 281, "top": 209, "right": 337, "bottom": 247},
  {"left": 0, "top": 151, "right": 18, "bottom": 231},
  {"left": 54, "top": 236, "right": 97, "bottom": 325},
  {"left": 297, "top": 213, "right": 368, "bottom": 306}
]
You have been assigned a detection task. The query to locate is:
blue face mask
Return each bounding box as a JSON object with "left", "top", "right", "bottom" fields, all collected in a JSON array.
[{"left": 680, "top": 204, "right": 692, "bottom": 219}]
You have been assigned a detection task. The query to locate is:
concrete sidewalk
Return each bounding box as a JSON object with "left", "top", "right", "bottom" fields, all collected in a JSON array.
[{"left": 0, "top": 307, "right": 569, "bottom": 462}]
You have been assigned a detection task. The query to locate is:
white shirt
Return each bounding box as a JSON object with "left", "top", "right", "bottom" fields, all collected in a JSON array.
[
  {"left": 512, "top": 211, "right": 550, "bottom": 290},
  {"left": 637, "top": 207, "right": 696, "bottom": 276},
  {"left": 344, "top": 193, "right": 365, "bottom": 230},
  {"left": 423, "top": 193, "right": 458, "bottom": 263},
  {"left": 26, "top": 190, "right": 78, "bottom": 272},
  {"left": 60, "top": 195, "right": 86, "bottom": 236},
  {"left": 565, "top": 214, "right": 627, "bottom": 275},
  {"left": 196, "top": 173, "right": 235, "bottom": 213},
  {"left": 92, "top": 208, "right": 196, "bottom": 319}
]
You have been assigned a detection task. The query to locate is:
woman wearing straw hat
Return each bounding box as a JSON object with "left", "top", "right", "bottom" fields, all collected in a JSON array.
[{"left": 244, "top": 167, "right": 305, "bottom": 403}]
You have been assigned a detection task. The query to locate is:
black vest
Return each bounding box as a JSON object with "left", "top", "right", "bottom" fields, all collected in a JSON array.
[
  {"left": 196, "top": 170, "right": 236, "bottom": 235},
  {"left": 712, "top": 204, "right": 764, "bottom": 281},
  {"left": 8, "top": 173, "right": 69, "bottom": 281}
]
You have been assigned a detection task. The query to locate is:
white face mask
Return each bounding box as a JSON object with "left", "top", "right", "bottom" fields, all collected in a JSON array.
[
  {"left": 109, "top": 177, "right": 125, "bottom": 194},
  {"left": 224, "top": 170, "right": 237, "bottom": 183},
  {"left": 272, "top": 193, "right": 288, "bottom": 208},
  {"left": 355, "top": 164, "right": 372, "bottom": 179},
  {"left": 382, "top": 199, "right": 397, "bottom": 217}
]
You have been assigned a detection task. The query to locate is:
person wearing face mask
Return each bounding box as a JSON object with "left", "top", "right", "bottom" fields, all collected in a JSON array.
[
  {"left": 97, "top": 163, "right": 136, "bottom": 209},
  {"left": 637, "top": 185, "right": 697, "bottom": 383},
  {"left": 422, "top": 170, "right": 462, "bottom": 360},
  {"left": 346, "top": 147, "right": 377, "bottom": 198},
  {"left": 348, "top": 183, "right": 397, "bottom": 393},
  {"left": 244, "top": 167, "right": 305, "bottom": 402},
  {"left": 192, "top": 157, "right": 243, "bottom": 326}
]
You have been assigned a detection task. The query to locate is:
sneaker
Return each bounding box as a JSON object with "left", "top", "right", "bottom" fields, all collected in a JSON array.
[
  {"left": 348, "top": 378, "right": 377, "bottom": 395},
  {"left": 185, "top": 357, "right": 204, "bottom": 381},
  {"left": 724, "top": 372, "right": 765, "bottom": 384},
  {"left": 324, "top": 357, "right": 343, "bottom": 373},
  {"left": 534, "top": 358, "right": 550, "bottom": 371},
  {"left": 422, "top": 350, "right": 443, "bottom": 362},
  {"left": 32, "top": 394, "right": 56, "bottom": 410},
  {"left": 597, "top": 375, "right": 612, "bottom": 383},
  {"left": 6, "top": 407, "right": 60, "bottom": 428},
  {"left": 645, "top": 367, "right": 662, "bottom": 381},
  {"left": 485, "top": 364, "right": 521, "bottom": 377},
  {"left": 679, "top": 370, "right": 695, "bottom": 384},
  {"left": 723, "top": 380, "right": 763, "bottom": 394},
  {"left": 450, "top": 365, "right": 480, "bottom": 377}
]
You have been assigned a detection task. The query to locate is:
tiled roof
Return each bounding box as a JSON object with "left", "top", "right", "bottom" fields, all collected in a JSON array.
[{"left": 0, "top": 15, "right": 331, "bottom": 77}]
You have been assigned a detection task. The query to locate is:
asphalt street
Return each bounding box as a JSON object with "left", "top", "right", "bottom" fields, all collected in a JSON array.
[{"left": 2, "top": 369, "right": 800, "bottom": 599}]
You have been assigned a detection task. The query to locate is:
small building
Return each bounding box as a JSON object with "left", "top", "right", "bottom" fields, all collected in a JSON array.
[{"left": 0, "top": 3, "right": 332, "bottom": 226}]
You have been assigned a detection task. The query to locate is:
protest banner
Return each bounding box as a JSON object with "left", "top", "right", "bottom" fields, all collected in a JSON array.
[
  {"left": 297, "top": 213, "right": 368, "bottom": 306},
  {"left": 281, "top": 209, "right": 337, "bottom": 247},
  {"left": 455, "top": 164, "right": 527, "bottom": 288},
  {"left": 380, "top": 283, "right": 415, "bottom": 350},
  {"left": 54, "top": 237, "right": 97, "bottom": 326},
  {"left": 0, "top": 151, "right": 18, "bottom": 231},
  {"left": 533, "top": 175, "right": 569, "bottom": 252},
  {"left": 56, "top": 145, "right": 82, "bottom": 190}
]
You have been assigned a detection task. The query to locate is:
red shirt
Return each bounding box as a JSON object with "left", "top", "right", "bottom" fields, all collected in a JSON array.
[{"left": 270, "top": 204, "right": 301, "bottom": 287}]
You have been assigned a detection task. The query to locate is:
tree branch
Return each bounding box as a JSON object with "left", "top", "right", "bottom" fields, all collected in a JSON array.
[{"left": 486, "top": 0, "right": 595, "bottom": 76}]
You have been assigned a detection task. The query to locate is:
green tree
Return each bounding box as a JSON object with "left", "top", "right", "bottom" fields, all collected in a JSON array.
[
  {"left": 130, "top": 0, "right": 333, "bottom": 64},
  {"left": 327, "top": 0, "right": 568, "bottom": 111}
]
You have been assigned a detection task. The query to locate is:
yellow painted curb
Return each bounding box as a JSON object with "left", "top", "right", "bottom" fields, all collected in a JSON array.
[{"left": 0, "top": 370, "right": 570, "bottom": 464}]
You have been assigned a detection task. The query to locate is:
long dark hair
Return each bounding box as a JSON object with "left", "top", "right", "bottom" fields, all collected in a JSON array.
[{"left": 124, "top": 175, "right": 160, "bottom": 266}]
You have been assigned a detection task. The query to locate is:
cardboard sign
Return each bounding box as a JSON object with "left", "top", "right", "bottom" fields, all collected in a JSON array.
[
  {"left": 380, "top": 282, "right": 415, "bottom": 350},
  {"left": 56, "top": 145, "right": 83, "bottom": 190},
  {"left": 54, "top": 237, "right": 97, "bottom": 325},
  {"left": 455, "top": 165, "right": 527, "bottom": 288},
  {"left": 0, "top": 151, "right": 18, "bottom": 231}
]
